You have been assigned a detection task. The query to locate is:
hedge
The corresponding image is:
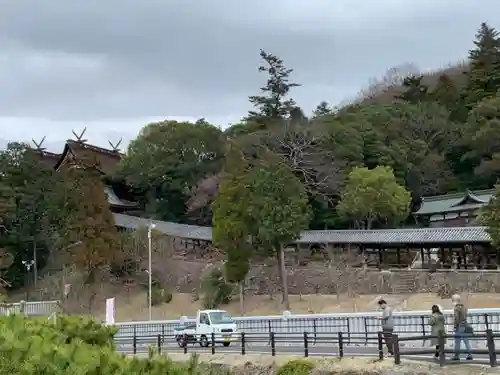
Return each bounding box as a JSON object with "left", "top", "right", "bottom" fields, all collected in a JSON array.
[{"left": 0, "top": 314, "right": 317, "bottom": 375}]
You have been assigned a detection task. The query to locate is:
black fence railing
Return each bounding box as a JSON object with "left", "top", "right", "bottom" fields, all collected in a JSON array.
[
  {"left": 393, "top": 329, "right": 499, "bottom": 367},
  {"left": 115, "top": 312, "right": 500, "bottom": 346},
  {"left": 114, "top": 329, "right": 500, "bottom": 367}
]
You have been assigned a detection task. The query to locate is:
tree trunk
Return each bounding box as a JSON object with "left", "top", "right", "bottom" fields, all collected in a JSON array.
[
  {"left": 278, "top": 244, "right": 290, "bottom": 310},
  {"left": 366, "top": 218, "right": 374, "bottom": 230},
  {"left": 239, "top": 281, "right": 245, "bottom": 315}
]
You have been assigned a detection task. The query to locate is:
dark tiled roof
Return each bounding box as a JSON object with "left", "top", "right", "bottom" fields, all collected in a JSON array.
[
  {"left": 414, "top": 189, "right": 494, "bottom": 215},
  {"left": 113, "top": 213, "right": 490, "bottom": 244},
  {"left": 114, "top": 213, "right": 211, "bottom": 240}
]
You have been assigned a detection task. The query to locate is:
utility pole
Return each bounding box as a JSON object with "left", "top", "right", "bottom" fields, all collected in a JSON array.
[
  {"left": 148, "top": 221, "right": 156, "bottom": 321},
  {"left": 33, "top": 240, "right": 37, "bottom": 289}
]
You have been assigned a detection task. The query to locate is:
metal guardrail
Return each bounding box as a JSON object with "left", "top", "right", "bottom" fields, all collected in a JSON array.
[
  {"left": 0, "top": 300, "right": 60, "bottom": 316},
  {"left": 115, "top": 330, "right": 500, "bottom": 367},
  {"left": 114, "top": 308, "right": 500, "bottom": 347}
]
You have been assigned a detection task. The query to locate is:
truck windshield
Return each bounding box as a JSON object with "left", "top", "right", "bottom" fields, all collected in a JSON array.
[{"left": 209, "top": 311, "right": 234, "bottom": 324}]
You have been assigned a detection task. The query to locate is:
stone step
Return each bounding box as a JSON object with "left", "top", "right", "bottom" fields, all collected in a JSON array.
[{"left": 387, "top": 272, "right": 418, "bottom": 293}]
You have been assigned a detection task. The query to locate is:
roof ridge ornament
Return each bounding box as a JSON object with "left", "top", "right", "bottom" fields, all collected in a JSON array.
[
  {"left": 108, "top": 138, "right": 123, "bottom": 152},
  {"left": 31, "top": 136, "right": 46, "bottom": 152},
  {"left": 72, "top": 127, "right": 87, "bottom": 143}
]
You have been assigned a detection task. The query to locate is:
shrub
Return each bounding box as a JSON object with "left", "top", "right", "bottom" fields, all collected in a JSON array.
[
  {"left": 54, "top": 314, "right": 118, "bottom": 347},
  {"left": 0, "top": 314, "right": 209, "bottom": 374},
  {"left": 276, "top": 359, "right": 315, "bottom": 375},
  {"left": 201, "top": 268, "right": 233, "bottom": 309},
  {"left": 436, "top": 282, "right": 456, "bottom": 299},
  {"left": 151, "top": 284, "right": 173, "bottom": 306},
  {"left": 0, "top": 314, "right": 320, "bottom": 374}
]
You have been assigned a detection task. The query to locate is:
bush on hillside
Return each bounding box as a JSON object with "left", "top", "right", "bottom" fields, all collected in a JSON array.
[
  {"left": 201, "top": 268, "right": 233, "bottom": 309},
  {"left": 151, "top": 283, "right": 173, "bottom": 306}
]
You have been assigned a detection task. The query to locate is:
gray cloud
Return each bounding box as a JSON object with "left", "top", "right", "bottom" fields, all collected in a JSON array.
[{"left": 0, "top": 0, "right": 498, "bottom": 148}]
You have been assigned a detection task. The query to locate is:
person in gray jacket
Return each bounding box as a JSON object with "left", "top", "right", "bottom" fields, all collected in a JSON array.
[{"left": 377, "top": 299, "right": 394, "bottom": 355}]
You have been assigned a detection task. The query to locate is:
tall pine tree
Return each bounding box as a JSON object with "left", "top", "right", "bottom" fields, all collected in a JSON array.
[
  {"left": 247, "top": 49, "right": 301, "bottom": 124},
  {"left": 466, "top": 22, "right": 500, "bottom": 107}
]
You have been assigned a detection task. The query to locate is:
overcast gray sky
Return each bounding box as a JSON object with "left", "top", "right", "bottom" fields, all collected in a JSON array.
[{"left": 0, "top": 0, "right": 498, "bottom": 152}]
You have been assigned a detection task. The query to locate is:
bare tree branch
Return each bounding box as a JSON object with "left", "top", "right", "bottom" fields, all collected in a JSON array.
[
  {"left": 265, "top": 120, "right": 346, "bottom": 198},
  {"left": 355, "top": 62, "right": 421, "bottom": 102}
]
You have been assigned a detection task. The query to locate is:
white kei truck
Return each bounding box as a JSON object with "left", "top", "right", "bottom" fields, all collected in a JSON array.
[{"left": 174, "top": 309, "right": 238, "bottom": 347}]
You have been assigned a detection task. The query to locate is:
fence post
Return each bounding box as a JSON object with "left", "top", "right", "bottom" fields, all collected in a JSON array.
[
  {"left": 211, "top": 332, "right": 215, "bottom": 354},
  {"left": 157, "top": 334, "right": 161, "bottom": 354},
  {"left": 363, "top": 317, "right": 369, "bottom": 345},
  {"left": 241, "top": 332, "right": 246, "bottom": 355},
  {"left": 393, "top": 334, "right": 401, "bottom": 365},
  {"left": 420, "top": 316, "right": 426, "bottom": 343},
  {"left": 303, "top": 332, "right": 309, "bottom": 357},
  {"left": 346, "top": 318, "right": 351, "bottom": 344},
  {"left": 438, "top": 332, "right": 445, "bottom": 367},
  {"left": 267, "top": 320, "right": 272, "bottom": 344},
  {"left": 132, "top": 327, "right": 137, "bottom": 355},
  {"left": 487, "top": 329, "right": 497, "bottom": 367},
  {"left": 183, "top": 334, "right": 188, "bottom": 354},
  {"left": 377, "top": 331, "right": 384, "bottom": 360},
  {"left": 338, "top": 332, "right": 344, "bottom": 358},
  {"left": 313, "top": 319, "right": 317, "bottom": 344},
  {"left": 270, "top": 332, "right": 276, "bottom": 356}
]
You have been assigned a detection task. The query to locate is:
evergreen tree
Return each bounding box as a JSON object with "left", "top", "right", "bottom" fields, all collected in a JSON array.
[
  {"left": 481, "top": 184, "right": 500, "bottom": 247},
  {"left": 247, "top": 49, "right": 301, "bottom": 124},
  {"left": 431, "top": 73, "right": 468, "bottom": 122},
  {"left": 397, "top": 75, "right": 429, "bottom": 103},
  {"left": 312, "top": 101, "right": 333, "bottom": 118},
  {"left": 465, "top": 22, "right": 500, "bottom": 106},
  {"left": 62, "top": 162, "right": 119, "bottom": 285}
]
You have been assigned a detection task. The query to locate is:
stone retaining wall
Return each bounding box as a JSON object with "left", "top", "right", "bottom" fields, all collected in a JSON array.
[{"left": 162, "top": 258, "right": 500, "bottom": 295}]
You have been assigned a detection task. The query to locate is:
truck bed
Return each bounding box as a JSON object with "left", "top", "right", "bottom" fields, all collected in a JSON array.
[{"left": 174, "top": 324, "right": 196, "bottom": 334}]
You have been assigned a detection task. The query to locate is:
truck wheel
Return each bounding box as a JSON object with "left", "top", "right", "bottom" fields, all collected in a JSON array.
[
  {"left": 199, "top": 335, "right": 209, "bottom": 347},
  {"left": 223, "top": 342, "right": 230, "bottom": 347},
  {"left": 177, "top": 336, "right": 186, "bottom": 348}
]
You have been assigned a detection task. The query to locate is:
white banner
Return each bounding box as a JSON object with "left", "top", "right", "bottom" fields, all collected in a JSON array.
[{"left": 105, "top": 297, "right": 115, "bottom": 325}]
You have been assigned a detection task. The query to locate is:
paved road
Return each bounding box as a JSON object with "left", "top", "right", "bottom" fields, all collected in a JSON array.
[{"left": 115, "top": 339, "right": 492, "bottom": 365}]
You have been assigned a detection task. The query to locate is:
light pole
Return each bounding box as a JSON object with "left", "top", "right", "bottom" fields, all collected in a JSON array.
[
  {"left": 22, "top": 259, "right": 35, "bottom": 300},
  {"left": 147, "top": 221, "right": 156, "bottom": 321},
  {"left": 22, "top": 260, "right": 35, "bottom": 274}
]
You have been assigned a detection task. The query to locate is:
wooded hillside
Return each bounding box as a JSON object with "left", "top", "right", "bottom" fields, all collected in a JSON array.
[{"left": 114, "top": 22, "right": 500, "bottom": 230}]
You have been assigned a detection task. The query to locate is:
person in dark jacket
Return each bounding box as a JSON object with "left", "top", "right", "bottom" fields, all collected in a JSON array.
[{"left": 429, "top": 304, "right": 445, "bottom": 359}]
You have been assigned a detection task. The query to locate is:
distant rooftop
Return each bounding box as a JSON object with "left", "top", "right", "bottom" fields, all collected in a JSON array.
[
  {"left": 114, "top": 213, "right": 490, "bottom": 244},
  {"left": 413, "top": 189, "right": 495, "bottom": 216}
]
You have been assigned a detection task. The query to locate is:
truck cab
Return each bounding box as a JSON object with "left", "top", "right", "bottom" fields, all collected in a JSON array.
[{"left": 195, "top": 309, "right": 237, "bottom": 347}]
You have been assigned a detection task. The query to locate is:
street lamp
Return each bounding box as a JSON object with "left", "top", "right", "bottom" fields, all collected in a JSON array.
[
  {"left": 22, "top": 259, "right": 35, "bottom": 272},
  {"left": 22, "top": 259, "right": 35, "bottom": 300},
  {"left": 147, "top": 221, "right": 156, "bottom": 321}
]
